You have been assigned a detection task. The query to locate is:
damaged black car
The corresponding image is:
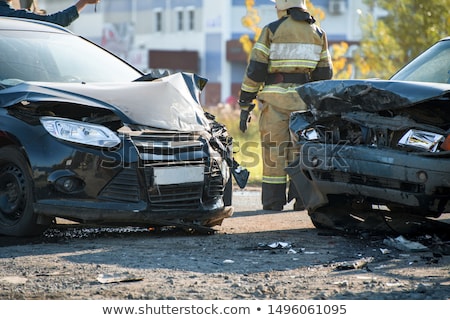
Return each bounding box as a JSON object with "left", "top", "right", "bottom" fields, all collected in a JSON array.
[
  {"left": 0, "top": 17, "right": 247, "bottom": 237},
  {"left": 287, "top": 37, "right": 450, "bottom": 235}
]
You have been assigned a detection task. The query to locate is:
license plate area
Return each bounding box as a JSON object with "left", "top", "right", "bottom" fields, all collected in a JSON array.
[{"left": 153, "top": 166, "right": 204, "bottom": 185}]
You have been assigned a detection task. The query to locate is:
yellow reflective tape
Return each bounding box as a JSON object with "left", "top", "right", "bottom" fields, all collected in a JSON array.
[
  {"left": 270, "top": 59, "right": 318, "bottom": 69},
  {"left": 270, "top": 43, "right": 322, "bottom": 61},
  {"left": 254, "top": 42, "right": 270, "bottom": 56},
  {"left": 262, "top": 176, "right": 287, "bottom": 184},
  {"left": 260, "top": 85, "right": 298, "bottom": 94},
  {"left": 320, "top": 50, "right": 331, "bottom": 59},
  {"left": 241, "top": 83, "right": 260, "bottom": 93},
  {"left": 240, "top": 105, "right": 250, "bottom": 111}
]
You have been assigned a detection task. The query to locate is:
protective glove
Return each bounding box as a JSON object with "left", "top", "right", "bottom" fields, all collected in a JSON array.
[{"left": 239, "top": 102, "right": 255, "bottom": 133}]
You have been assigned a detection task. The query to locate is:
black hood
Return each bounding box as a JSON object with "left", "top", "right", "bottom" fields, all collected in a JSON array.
[
  {"left": 0, "top": 72, "right": 210, "bottom": 132},
  {"left": 296, "top": 79, "right": 450, "bottom": 120}
]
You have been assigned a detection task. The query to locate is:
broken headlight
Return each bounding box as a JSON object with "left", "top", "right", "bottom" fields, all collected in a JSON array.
[
  {"left": 398, "top": 129, "right": 444, "bottom": 152},
  {"left": 301, "top": 128, "right": 319, "bottom": 141},
  {"left": 40, "top": 116, "right": 121, "bottom": 148}
]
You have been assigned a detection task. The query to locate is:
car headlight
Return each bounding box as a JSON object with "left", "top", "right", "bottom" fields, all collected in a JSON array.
[
  {"left": 398, "top": 129, "right": 444, "bottom": 152},
  {"left": 40, "top": 116, "right": 121, "bottom": 148}
]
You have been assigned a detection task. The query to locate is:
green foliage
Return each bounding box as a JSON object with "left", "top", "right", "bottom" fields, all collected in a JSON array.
[{"left": 357, "top": 0, "right": 450, "bottom": 79}]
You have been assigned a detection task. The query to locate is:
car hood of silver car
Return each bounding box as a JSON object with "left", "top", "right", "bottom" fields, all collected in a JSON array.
[{"left": 0, "top": 72, "right": 211, "bottom": 132}]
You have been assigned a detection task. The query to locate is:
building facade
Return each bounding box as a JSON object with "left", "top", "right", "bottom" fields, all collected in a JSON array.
[{"left": 38, "top": 0, "right": 370, "bottom": 106}]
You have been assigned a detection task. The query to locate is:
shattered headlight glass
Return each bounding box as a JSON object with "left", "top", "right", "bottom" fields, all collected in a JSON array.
[
  {"left": 301, "top": 128, "right": 319, "bottom": 141},
  {"left": 40, "top": 116, "right": 121, "bottom": 148},
  {"left": 398, "top": 129, "right": 444, "bottom": 152}
]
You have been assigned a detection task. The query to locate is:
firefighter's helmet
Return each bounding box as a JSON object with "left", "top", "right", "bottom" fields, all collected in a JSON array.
[{"left": 271, "top": 0, "right": 307, "bottom": 10}]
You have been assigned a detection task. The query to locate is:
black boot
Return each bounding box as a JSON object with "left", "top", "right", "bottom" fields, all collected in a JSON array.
[{"left": 262, "top": 182, "right": 286, "bottom": 211}]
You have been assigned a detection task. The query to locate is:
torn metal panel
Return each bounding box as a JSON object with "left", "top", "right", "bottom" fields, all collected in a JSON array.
[
  {"left": 295, "top": 79, "right": 450, "bottom": 119},
  {"left": 0, "top": 73, "right": 211, "bottom": 132},
  {"left": 288, "top": 77, "right": 450, "bottom": 236}
]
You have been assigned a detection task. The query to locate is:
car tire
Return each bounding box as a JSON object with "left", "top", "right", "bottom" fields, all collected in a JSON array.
[
  {"left": 309, "top": 196, "right": 400, "bottom": 234},
  {"left": 0, "top": 146, "right": 49, "bottom": 237}
]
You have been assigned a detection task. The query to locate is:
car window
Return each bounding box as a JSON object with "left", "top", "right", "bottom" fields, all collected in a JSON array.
[
  {"left": 0, "top": 30, "right": 142, "bottom": 84},
  {"left": 391, "top": 40, "right": 450, "bottom": 84}
]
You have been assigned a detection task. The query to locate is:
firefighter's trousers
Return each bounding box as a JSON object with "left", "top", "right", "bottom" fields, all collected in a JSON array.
[{"left": 259, "top": 102, "right": 300, "bottom": 207}]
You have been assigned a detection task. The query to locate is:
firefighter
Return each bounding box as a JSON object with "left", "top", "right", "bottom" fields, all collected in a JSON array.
[{"left": 238, "top": 0, "right": 333, "bottom": 211}]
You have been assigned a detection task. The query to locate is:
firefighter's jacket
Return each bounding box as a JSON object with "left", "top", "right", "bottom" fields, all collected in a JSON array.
[{"left": 239, "top": 9, "right": 333, "bottom": 111}]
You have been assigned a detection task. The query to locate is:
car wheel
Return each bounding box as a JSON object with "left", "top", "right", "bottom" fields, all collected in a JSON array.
[
  {"left": 308, "top": 205, "right": 350, "bottom": 231},
  {"left": 308, "top": 196, "right": 390, "bottom": 234},
  {"left": 0, "top": 146, "right": 48, "bottom": 237}
]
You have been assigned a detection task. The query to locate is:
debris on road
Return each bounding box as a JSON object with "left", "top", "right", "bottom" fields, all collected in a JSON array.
[
  {"left": 383, "top": 235, "right": 429, "bottom": 252},
  {"left": 97, "top": 272, "right": 143, "bottom": 284},
  {"left": 333, "top": 257, "right": 374, "bottom": 271},
  {"left": 258, "top": 242, "right": 292, "bottom": 249}
]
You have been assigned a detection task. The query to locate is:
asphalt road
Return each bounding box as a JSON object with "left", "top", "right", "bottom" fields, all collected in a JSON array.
[{"left": 0, "top": 187, "right": 449, "bottom": 300}]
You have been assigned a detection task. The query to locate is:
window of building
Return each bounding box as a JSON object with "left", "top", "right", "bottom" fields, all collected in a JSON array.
[
  {"left": 154, "top": 9, "right": 163, "bottom": 32},
  {"left": 187, "top": 7, "right": 195, "bottom": 31},
  {"left": 176, "top": 9, "right": 184, "bottom": 31}
]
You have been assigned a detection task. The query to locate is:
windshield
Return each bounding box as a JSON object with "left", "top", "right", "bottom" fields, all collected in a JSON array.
[
  {"left": 390, "top": 39, "right": 450, "bottom": 84},
  {"left": 0, "top": 29, "right": 142, "bottom": 84}
]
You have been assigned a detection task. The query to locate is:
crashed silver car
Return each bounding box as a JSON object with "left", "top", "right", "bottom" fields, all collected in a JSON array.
[
  {"left": 287, "top": 37, "right": 450, "bottom": 234},
  {"left": 0, "top": 17, "right": 247, "bottom": 237}
]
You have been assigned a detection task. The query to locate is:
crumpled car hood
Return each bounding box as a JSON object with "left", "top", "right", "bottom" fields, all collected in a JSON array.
[
  {"left": 296, "top": 79, "right": 450, "bottom": 119},
  {"left": 0, "top": 72, "right": 210, "bottom": 132}
]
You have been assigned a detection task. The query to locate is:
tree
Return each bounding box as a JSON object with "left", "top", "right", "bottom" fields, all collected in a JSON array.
[
  {"left": 356, "top": 0, "right": 450, "bottom": 79},
  {"left": 331, "top": 41, "right": 354, "bottom": 79},
  {"left": 240, "top": 0, "right": 262, "bottom": 61}
]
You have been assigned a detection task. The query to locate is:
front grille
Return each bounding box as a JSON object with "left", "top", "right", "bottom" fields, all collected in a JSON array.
[
  {"left": 98, "top": 129, "right": 227, "bottom": 208},
  {"left": 130, "top": 130, "right": 225, "bottom": 211},
  {"left": 98, "top": 168, "right": 140, "bottom": 202},
  {"left": 207, "top": 158, "right": 225, "bottom": 197},
  {"left": 314, "top": 170, "right": 424, "bottom": 193},
  {"left": 131, "top": 132, "right": 205, "bottom": 163},
  {"left": 147, "top": 182, "right": 203, "bottom": 211}
]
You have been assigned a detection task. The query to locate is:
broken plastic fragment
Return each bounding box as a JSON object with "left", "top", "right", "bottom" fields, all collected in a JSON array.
[
  {"left": 334, "top": 257, "right": 373, "bottom": 271},
  {"left": 222, "top": 259, "right": 235, "bottom": 264},
  {"left": 0, "top": 276, "right": 28, "bottom": 284},
  {"left": 266, "top": 242, "right": 291, "bottom": 249},
  {"left": 383, "top": 235, "right": 428, "bottom": 252},
  {"left": 97, "top": 272, "right": 143, "bottom": 284}
]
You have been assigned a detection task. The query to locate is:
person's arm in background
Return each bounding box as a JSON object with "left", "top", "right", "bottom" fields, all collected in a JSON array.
[
  {"left": 75, "top": 0, "right": 99, "bottom": 13},
  {"left": 1, "top": 0, "right": 100, "bottom": 27}
]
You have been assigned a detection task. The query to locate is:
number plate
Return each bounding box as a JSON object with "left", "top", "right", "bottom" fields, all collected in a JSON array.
[{"left": 153, "top": 166, "right": 204, "bottom": 185}]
